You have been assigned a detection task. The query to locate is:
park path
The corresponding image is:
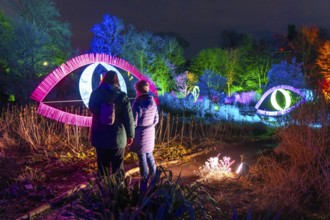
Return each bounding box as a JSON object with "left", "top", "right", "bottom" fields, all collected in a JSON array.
[
  {"left": 162, "top": 139, "right": 276, "bottom": 183},
  {"left": 19, "top": 140, "right": 276, "bottom": 220}
]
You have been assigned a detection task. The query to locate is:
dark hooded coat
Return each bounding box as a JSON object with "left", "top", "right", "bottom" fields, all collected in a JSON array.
[{"left": 88, "top": 84, "right": 135, "bottom": 149}]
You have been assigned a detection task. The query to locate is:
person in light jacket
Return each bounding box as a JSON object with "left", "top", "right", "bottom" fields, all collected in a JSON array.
[
  {"left": 130, "top": 80, "right": 159, "bottom": 183},
  {"left": 89, "top": 70, "right": 135, "bottom": 177}
]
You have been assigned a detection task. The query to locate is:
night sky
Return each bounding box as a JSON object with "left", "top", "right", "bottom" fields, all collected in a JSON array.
[
  {"left": 9, "top": 0, "right": 330, "bottom": 56},
  {"left": 53, "top": 0, "right": 330, "bottom": 55}
]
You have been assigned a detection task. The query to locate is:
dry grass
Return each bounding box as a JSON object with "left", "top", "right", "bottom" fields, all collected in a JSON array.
[
  {"left": 247, "top": 99, "right": 330, "bottom": 219},
  {"left": 0, "top": 104, "right": 265, "bottom": 162},
  {"left": 1, "top": 101, "right": 328, "bottom": 219},
  {"left": 193, "top": 99, "right": 329, "bottom": 219},
  {"left": 156, "top": 112, "right": 229, "bottom": 146},
  {"left": 0, "top": 104, "right": 91, "bottom": 157}
]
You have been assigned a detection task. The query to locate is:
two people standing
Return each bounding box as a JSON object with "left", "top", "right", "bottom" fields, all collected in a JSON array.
[{"left": 89, "top": 70, "right": 158, "bottom": 183}]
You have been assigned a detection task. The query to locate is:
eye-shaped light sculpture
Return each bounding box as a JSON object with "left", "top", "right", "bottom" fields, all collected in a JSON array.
[
  {"left": 255, "top": 85, "right": 305, "bottom": 116},
  {"left": 79, "top": 62, "right": 127, "bottom": 108},
  {"left": 30, "top": 53, "right": 159, "bottom": 127}
]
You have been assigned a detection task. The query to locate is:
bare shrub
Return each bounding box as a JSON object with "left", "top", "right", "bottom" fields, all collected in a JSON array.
[
  {"left": 61, "top": 124, "right": 90, "bottom": 153},
  {"left": 253, "top": 99, "right": 330, "bottom": 217},
  {"left": 16, "top": 166, "right": 46, "bottom": 183},
  {"left": 0, "top": 105, "right": 17, "bottom": 134},
  {"left": 16, "top": 105, "right": 64, "bottom": 151},
  {"left": 156, "top": 112, "right": 228, "bottom": 147},
  {"left": 0, "top": 132, "right": 17, "bottom": 158},
  {"left": 0, "top": 104, "right": 91, "bottom": 160}
]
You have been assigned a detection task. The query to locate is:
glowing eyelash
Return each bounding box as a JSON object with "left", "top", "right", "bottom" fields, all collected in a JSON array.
[
  {"left": 255, "top": 85, "right": 306, "bottom": 116},
  {"left": 30, "top": 53, "right": 159, "bottom": 127}
]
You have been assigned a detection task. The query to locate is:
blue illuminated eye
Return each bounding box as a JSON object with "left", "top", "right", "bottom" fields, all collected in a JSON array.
[{"left": 255, "top": 85, "right": 306, "bottom": 116}]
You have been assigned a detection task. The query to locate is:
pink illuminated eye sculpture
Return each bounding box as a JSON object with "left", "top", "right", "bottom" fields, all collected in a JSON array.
[
  {"left": 255, "top": 85, "right": 305, "bottom": 116},
  {"left": 30, "top": 53, "right": 159, "bottom": 127}
]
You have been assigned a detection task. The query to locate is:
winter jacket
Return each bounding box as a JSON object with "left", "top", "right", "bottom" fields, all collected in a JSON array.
[
  {"left": 130, "top": 93, "right": 159, "bottom": 153},
  {"left": 88, "top": 84, "right": 135, "bottom": 149}
]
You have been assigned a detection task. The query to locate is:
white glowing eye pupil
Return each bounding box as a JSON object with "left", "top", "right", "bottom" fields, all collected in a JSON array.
[
  {"left": 270, "top": 89, "right": 291, "bottom": 111},
  {"left": 79, "top": 62, "right": 127, "bottom": 108}
]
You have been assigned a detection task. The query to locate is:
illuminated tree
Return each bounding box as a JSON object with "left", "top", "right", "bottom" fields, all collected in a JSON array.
[
  {"left": 90, "top": 15, "right": 186, "bottom": 94},
  {"left": 0, "top": 0, "right": 72, "bottom": 103},
  {"left": 154, "top": 35, "right": 186, "bottom": 93},
  {"left": 150, "top": 55, "right": 174, "bottom": 94},
  {"left": 160, "top": 35, "right": 186, "bottom": 73},
  {"left": 189, "top": 48, "right": 227, "bottom": 77},
  {"left": 121, "top": 31, "right": 183, "bottom": 94},
  {"left": 131, "top": 32, "right": 186, "bottom": 93},
  {"left": 198, "top": 70, "right": 227, "bottom": 97},
  {"left": 190, "top": 48, "right": 243, "bottom": 96},
  {"left": 91, "top": 14, "right": 126, "bottom": 56},
  {"left": 0, "top": 11, "right": 14, "bottom": 102},
  {"left": 123, "top": 31, "right": 161, "bottom": 75},
  {"left": 316, "top": 40, "right": 330, "bottom": 100},
  {"left": 8, "top": 0, "right": 72, "bottom": 68},
  {"left": 266, "top": 58, "right": 306, "bottom": 90},
  {"left": 289, "top": 25, "right": 322, "bottom": 88},
  {"left": 240, "top": 34, "right": 277, "bottom": 93},
  {"left": 224, "top": 49, "right": 241, "bottom": 97},
  {"left": 175, "top": 71, "right": 198, "bottom": 98}
]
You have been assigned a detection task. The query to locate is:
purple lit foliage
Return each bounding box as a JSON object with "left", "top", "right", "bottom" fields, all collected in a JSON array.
[
  {"left": 198, "top": 70, "right": 227, "bottom": 97},
  {"left": 266, "top": 58, "right": 306, "bottom": 90},
  {"left": 224, "top": 91, "right": 259, "bottom": 106},
  {"left": 174, "top": 71, "right": 197, "bottom": 98},
  {"left": 175, "top": 72, "right": 189, "bottom": 98}
]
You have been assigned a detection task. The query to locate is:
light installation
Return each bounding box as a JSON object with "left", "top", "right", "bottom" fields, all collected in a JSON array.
[
  {"left": 270, "top": 89, "right": 291, "bottom": 111},
  {"left": 190, "top": 86, "right": 200, "bottom": 102},
  {"left": 255, "top": 85, "right": 305, "bottom": 116},
  {"left": 79, "top": 62, "right": 127, "bottom": 108},
  {"left": 30, "top": 53, "right": 159, "bottom": 127}
]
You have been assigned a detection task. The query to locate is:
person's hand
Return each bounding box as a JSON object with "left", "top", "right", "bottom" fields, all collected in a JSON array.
[{"left": 127, "top": 138, "right": 133, "bottom": 147}]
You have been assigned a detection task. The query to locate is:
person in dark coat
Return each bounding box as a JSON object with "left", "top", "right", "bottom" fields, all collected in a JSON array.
[
  {"left": 130, "top": 80, "right": 159, "bottom": 184},
  {"left": 89, "top": 70, "right": 135, "bottom": 177}
]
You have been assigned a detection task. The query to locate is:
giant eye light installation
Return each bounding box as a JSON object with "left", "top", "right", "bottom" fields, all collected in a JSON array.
[
  {"left": 255, "top": 85, "right": 305, "bottom": 116},
  {"left": 79, "top": 62, "right": 127, "bottom": 108},
  {"left": 270, "top": 88, "right": 291, "bottom": 111},
  {"left": 30, "top": 53, "right": 158, "bottom": 127}
]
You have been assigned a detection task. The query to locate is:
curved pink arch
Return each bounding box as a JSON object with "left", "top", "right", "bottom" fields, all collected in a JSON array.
[{"left": 30, "top": 53, "right": 159, "bottom": 127}]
